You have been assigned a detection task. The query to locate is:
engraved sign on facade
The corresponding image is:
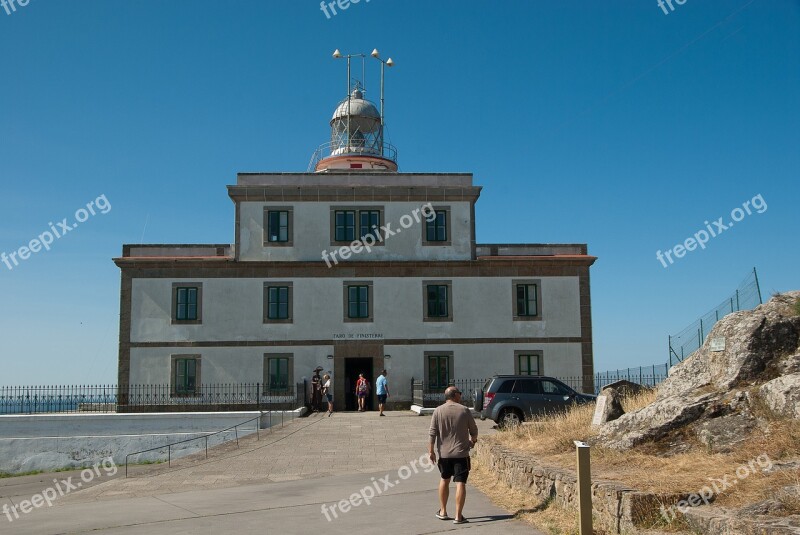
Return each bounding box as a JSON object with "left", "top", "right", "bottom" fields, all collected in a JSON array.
[
  {"left": 333, "top": 333, "right": 385, "bottom": 340},
  {"left": 591, "top": 395, "right": 608, "bottom": 426},
  {"left": 710, "top": 337, "right": 726, "bottom": 352}
]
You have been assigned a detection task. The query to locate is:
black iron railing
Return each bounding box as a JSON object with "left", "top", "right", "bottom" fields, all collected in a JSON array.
[
  {"left": 0, "top": 383, "right": 306, "bottom": 415},
  {"left": 411, "top": 378, "right": 488, "bottom": 409}
]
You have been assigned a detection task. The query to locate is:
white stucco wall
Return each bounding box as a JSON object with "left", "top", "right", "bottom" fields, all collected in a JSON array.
[
  {"left": 237, "top": 201, "right": 473, "bottom": 262},
  {"left": 130, "top": 276, "right": 581, "bottom": 343},
  {"left": 130, "top": 346, "right": 331, "bottom": 385},
  {"left": 130, "top": 342, "right": 582, "bottom": 403}
]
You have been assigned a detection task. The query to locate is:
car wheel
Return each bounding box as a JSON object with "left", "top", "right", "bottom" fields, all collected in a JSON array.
[{"left": 498, "top": 408, "right": 523, "bottom": 429}]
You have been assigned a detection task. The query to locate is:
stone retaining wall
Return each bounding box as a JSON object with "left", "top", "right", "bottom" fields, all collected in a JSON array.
[
  {"left": 475, "top": 442, "right": 800, "bottom": 535},
  {"left": 683, "top": 506, "right": 800, "bottom": 534},
  {"left": 474, "top": 441, "right": 685, "bottom": 534}
]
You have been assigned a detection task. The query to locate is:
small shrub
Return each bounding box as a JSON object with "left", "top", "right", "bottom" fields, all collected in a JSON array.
[{"left": 794, "top": 297, "right": 800, "bottom": 316}]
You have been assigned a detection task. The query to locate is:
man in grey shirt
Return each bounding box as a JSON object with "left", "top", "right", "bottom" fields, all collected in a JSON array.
[{"left": 428, "top": 385, "right": 478, "bottom": 524}]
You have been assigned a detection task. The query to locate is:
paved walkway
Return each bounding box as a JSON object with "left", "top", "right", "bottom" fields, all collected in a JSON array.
[{"left": 1, "top": 411, "right": 545, "bottom": 534}]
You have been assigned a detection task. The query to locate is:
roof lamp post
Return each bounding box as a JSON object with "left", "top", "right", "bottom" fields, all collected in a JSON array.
[
  {"left": 370, "top": 49, "right": 394, "bottom": 156},
  {"left": 332, "top": 49, "right": 367, "bottom": 148}
]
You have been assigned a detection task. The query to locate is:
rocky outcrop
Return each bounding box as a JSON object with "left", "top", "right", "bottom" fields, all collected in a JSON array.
[
  {"left": 597, "top": 292, "right": 800, "bottom": 452},
  {"left": 759, "top": 373, "right": 800, "bottom": 419},
  {"left": 597, "top": 391, "right": 716, "bottom": 450}
]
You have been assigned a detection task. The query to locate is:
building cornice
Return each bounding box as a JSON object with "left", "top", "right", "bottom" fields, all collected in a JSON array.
[
  {"left": 112, "top": 256, "right": 597, "bottom": 275},
  {"left": 226, "top": 185, "right": 482, "bottom": 204}
]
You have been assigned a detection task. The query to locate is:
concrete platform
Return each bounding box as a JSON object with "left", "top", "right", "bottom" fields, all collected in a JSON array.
[{"left": 0, "top": 411, "right": 544, "bottom": 534}]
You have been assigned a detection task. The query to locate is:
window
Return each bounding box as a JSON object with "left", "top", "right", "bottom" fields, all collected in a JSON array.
[
  {"left": 268, "top": 211, "right": 289, "bottom": 242},
  {"left": 264, "top": 282, "right": 293, "bottom": 323},
  {"left": 331, "top": 207, "right": 384, "bottom": 245},
  {"left": 541, "top": 380, "right": 573, "bottom": 396},
  {"left": 348, "top": 286, "right": 369, "bottom": 318},
  {"left": 495, "top": 379, "right": 515, "bottom": 394},
  {"left": 517, "top": 352, "right": 543, "bottom": 376},
  {"left": 360, "top": 210, "right": 381, "bottom": 241},
  {"left": 176, "top": 287, "right": 198, "bottom": 320},
  {"left": 422, "top": 206, "right": 452, "bottom": 245},
  {"left": 427, "top": 354, "right": 451, "bottom": 391},
  {"left": 263, "top": 207, "right": 293, "bottom": 246},
  {"left": 517, "top": 284, "right": 538, "bottom": 316},
  {"left": 512, "top": 279, "right": 542, "bottom": 321},
  {"left": 427, "top": 211, "right": 447, "bottom": 242},
  {"left": 423, "top": 280, "right": 453, "bottom": 322},
  {"left": 172, "top": 283, "right": 203, "bottom": 324},
  {"left": 171, "top": 355, "right": 200, "bottom": 396},
  {"left": 427, "top": 285, "right": 448, "bottom": 317},
  {"left": 335, "top": 210, "right": 356, "bottom": 242},
  {"left": 264, "top": 354, "right": 293, "bottom": 393},
  {"left": 512, "top": 379, "right": 542, "bottom": 395},
  {"left": 343, "top": 281, "right": 373, "bottom": 322}
]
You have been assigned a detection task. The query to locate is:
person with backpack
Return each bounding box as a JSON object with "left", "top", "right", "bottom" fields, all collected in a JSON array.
[{"left": 355, "top": 373, "right": 370, "bottom": 412}]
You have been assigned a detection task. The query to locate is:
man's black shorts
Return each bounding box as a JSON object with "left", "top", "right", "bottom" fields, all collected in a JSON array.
[
  {"left": 377, "top": 394, "right": 387, "bottom": 404},
  {"left": 437, "top": 457, "right": 470, "bottom": 483}
]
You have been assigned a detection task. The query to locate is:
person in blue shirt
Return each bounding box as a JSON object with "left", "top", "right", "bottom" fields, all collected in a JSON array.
[{"left": 376, "top": 370, "right": 389, "bottom": 416}]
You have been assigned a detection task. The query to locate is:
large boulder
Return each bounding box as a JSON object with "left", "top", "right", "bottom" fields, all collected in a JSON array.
[
  {"left": 759, "top": 373, "right": 800, "bottom": 419},
  {"left": 597, "top": 292, "right": 800, "bottom": 451},
  {"left": 593, "top": 386, "right": 625, "bottom": 425},
  {"left": 596, "top": 392, "right": 716, "bottom": 450},
  {"left": 600, "top": 379, "right": 647, "bottom": 399}
]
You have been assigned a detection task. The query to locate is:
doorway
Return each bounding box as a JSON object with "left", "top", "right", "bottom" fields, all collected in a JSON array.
[{"left": 344, "top": 357, "right": 374, "bottom": 412}]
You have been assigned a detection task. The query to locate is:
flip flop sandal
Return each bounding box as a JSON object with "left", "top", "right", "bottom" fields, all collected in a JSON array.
[
  {"left": 453, "top": 517, "right": 469, "bottom": 524},
  {"left": 435, "top": 511, "right": 451, "bottom": 520}
]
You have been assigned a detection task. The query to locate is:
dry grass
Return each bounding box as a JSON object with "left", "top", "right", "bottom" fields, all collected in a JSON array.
[
  {"left": 494, "top": 389, "right": 657, "bottom": 458},
  {"left": 486, "top": 389, "right": 800, "bottom": 512}
]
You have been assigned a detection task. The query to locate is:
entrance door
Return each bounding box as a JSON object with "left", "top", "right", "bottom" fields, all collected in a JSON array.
[
  {"left": 333, "top": 341, "right": 384, "bottom": 412},
  {"left": 344, "top": 357, "right": 374, "bottom": 411}
]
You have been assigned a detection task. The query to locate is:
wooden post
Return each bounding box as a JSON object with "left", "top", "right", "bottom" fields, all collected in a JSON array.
[{"left": 574, "top": 441, "right": 593, "bottom": 534}]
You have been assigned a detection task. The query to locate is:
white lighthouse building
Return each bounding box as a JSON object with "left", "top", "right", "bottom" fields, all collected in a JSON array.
[{"left": 114, "top": 52, "right": 596, "bottom": 410}]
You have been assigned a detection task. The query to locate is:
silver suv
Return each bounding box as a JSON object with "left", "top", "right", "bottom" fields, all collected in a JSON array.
[{"left": 474, "top": 375, "right": 596, "bottom": 428}]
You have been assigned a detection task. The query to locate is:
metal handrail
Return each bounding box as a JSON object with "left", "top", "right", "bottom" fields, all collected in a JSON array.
[
  {"left": 307, "top": 141, "right": 398, "bottom": 171},
  {"left": 124, "top": 413, "right": 275, "bottom": 477}
]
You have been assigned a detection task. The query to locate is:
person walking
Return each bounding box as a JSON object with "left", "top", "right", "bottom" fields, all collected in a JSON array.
[
  {"left": 375, "top": 369, "right": 389, "bottom": 416},
  {"left": 428, "top": 385, "right": 478, "bottom": 525},
  {"left": 311, "top": 367, "right": 323, "bottom": 412},
  {"left": 355, "top": 373, "right": 370, "bottom": 412},
  {"left": 322, "top": 374, "right": 333, "bottom": 416}
]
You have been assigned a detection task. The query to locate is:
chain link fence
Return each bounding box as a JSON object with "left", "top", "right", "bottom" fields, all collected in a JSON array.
[{"left": 669, "top": 268, "right": 762, "bottom": 366}]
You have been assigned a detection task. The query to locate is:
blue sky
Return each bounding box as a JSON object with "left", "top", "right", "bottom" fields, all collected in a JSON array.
[{"left": 0, "top": 0, "right": 797, "bottom": 385}]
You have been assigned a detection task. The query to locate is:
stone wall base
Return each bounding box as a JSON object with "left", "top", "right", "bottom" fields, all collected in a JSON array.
[
  {"left": 476, "top": 442, "right": 689, "bottom": 534},
  {"left": 475, "top": 442, "right": 800, "bottom": 534}
]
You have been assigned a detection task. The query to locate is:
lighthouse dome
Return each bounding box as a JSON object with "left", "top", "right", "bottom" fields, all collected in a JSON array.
[{"left": 331, "top": 88, "right": 381, "bottom": 123}]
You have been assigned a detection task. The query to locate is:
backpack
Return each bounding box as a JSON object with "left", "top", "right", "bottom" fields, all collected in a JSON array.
[{"left": 357, "top": 380, "right": 369, "bottom": 394}]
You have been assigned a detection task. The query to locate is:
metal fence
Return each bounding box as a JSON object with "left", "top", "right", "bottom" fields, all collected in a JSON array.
[
  {"left": 669, "top": 268, "right": 762, "bottom": 366},
  {"left": 0, "top": 383, "right": 306, "bottom": 415},
  {"left": 592, "top": 364, "right": 670, "bottom": 394},
  {"left": 412, "top": 366, "right": 672, "bottom": 407},
  {"left": 411, "top": 378, "right": 487, "bottom": 408}
]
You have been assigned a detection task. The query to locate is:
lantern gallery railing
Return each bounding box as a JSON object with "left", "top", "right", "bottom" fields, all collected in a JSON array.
[{"left": 307, "top": 140, "right": 398, "bottom": 171}]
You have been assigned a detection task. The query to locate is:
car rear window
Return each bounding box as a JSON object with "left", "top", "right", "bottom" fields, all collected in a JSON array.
[
  {"left": 495, "top": 380, "right": 515, "bottom": 394},
  {"left": 513, "top": 379, "right": 542, "bottom": 394}
]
